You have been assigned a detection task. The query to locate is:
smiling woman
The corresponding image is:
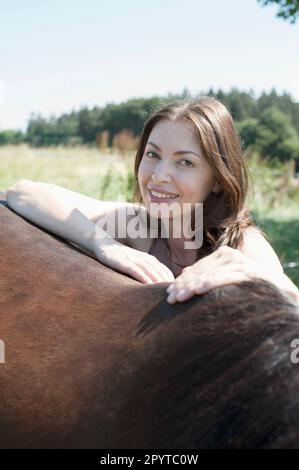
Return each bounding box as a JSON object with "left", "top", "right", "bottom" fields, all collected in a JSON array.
[
  {"left": 133, "top": 97, "right": 252, "bottom": 263},
  {"left": 131, "top": 97, "right": 298, "bottom": 302},
  {"left": 138, "top": 119, "right": 221, "bottom": 230},
  {"left": 5, "top": 97, "right": 299, "bottom": 303}
]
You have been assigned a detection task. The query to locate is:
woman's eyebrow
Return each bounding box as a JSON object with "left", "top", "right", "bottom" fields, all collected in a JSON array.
[{"left": 147, "top": 141, "right": 201, "bottom": 157}]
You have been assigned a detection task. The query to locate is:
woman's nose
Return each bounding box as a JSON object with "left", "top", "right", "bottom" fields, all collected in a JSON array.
[{"left": 151, "top": 162, "right": 172, "bottom": 183}]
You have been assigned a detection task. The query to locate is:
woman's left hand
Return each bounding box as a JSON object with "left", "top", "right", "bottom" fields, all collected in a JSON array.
[{"left": 166, "top": 245, "right": 299, "bottom": 304}]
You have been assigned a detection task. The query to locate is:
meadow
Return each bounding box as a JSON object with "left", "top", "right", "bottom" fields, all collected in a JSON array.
[{"left": 1, "top": 144, "right": 298, "bottom": 286}]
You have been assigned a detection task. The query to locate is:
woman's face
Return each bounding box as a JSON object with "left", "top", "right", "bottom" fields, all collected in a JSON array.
[{"left": 138, "top": 119, "right": 220, "bottom": 220}]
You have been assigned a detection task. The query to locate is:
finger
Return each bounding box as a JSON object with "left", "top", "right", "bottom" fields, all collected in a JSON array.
[
  {"left": 166, "top": 290, "right": 178, "bottom": 304},
  {"left": 158, "top": 263, "right": 175, "bottom": 282},
  {"left": 167, "top": 279, "right": 202, "bottom": 303},
  {"left": 193, "top": 271, "right": 252, "bottom": 294},
  {"left": 166, "top": 285, "right": 196, "bottom": 303},
  {"left": 128, "top": 266, "right": 155, "bottom": 284},
  {"left": 167, "top": 274, "right": 191, "bottom": 292},
  {"left": 170, "top": 262, "right": 246, "bottom": 291},
  {"left": 168, "top": 267, "right": 251, "bottom": 298},
  {"left": 142, "top": 258, "right": 174, "bottom": 283},
  {"left": 167, "top": 279, "right": 196, "bottom": 297},
  {"left": 166, "top": 283, "right": 176, "bottom": 293},
  {"left": 175, "top": 288, "right": 195, "bottom": 302},
  {"left": 146, "top": 255, "right": 175, "bottom": 282},
  {"left": 137, "top": 261, "right": 166, "bottom": 283},
  {"left": 168, "top": 273, "right": 250, "bottom": 303}
]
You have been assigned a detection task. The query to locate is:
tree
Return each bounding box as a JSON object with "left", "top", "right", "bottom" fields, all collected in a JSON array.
[
  {"left": 258, "top": 0, "right": 299, "bottom": 23},
  {"left": 0, "top": 130, "right": 25, "bottom": 145},
  {"left": 236, "top": 118, "right": 259, "bottom": 149},
  {"left": 21, "top": 88, "right": 299, "bottom": 165},
  {"left": 255, "top": 106, "right": 299, "bottom": 163},
  {"left": 224, "top": 88, "right": 257, "bottom": 121},
  {"left": 77, "top": 107, "right": 103, "bottom": 144},
  {"left": 257, "top": 89, "right": 299, "bottom": 134}
]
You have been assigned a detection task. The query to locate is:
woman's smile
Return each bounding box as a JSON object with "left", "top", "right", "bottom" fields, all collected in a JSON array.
[{"left": 148, "top": 187, "right": 180, "bottom": 203}]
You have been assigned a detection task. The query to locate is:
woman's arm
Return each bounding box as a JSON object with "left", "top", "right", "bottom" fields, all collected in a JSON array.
[
  {"left": 7, "top": 180, "right": 132, "bottom": 222},
  {"left": 6, "top": 180, "right": 175, "bottom": 284},
  {"left": 6, "top": 180, "right": 119, "bottom": 257}
]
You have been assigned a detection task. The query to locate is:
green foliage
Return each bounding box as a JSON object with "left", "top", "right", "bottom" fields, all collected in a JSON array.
[
  {"left": 245, "top": 107, "right": 299, "bottom": 163},
  {"left": 215, "top": 87, "right": 258, "bottom": 121},
  {"left": 2, "top": 87, "right": 299, "bottom": 170},
  {"left": 78, "top": 107, "right": 103, "bottom": 144},
  {"left": 27, "top": 112, "right": 81, "bottom": 147},
  {"left": 0, "top": 130, "right": 25, "bottom": 145},
  {"left": 258, "top": 0, "right": 299, "bottom": 23},
  {"left": 257, "top": 89, "right": 299, "bottom": 134},
  {"left": 254, "top": 106, "right": 299, "bottom": 161},
  {"left": 236, "top": 118, "right": 259, "bottom": 148}
]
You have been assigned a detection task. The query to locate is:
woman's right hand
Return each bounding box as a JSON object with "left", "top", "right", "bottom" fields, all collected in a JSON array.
[{"left": 93, "top": 238, "right": 175, "bottom": 284}]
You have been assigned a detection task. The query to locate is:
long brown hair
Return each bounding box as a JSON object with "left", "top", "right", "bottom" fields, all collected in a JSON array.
[{"left": 133, "top": 96, "right": 264, "bottom": 258}]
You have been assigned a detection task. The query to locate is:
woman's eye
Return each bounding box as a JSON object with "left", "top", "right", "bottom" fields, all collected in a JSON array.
[
  {"left": 181, "top": 159, "right": 193, "bottom": 167},
  {"left": 146, "top": 151, "right": 158, "bottom": 158},
  {"left": 145, "top": 152, "right": 193, "bottom": 168}
]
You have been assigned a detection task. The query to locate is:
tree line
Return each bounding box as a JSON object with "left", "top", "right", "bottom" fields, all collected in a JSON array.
[{"left": 1, "top": 88, "right": 299, "bottom": 169}]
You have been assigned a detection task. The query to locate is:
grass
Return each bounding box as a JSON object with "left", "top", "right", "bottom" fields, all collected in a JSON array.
[
  {"left": 1, "top": 144, "right": 298, "bottom": 286},
  {"left": 0, "top": 144, "right": 133, "bottom": 200},
  {"left": 254, "top": 215, "right": 299, "bottom": 286}
]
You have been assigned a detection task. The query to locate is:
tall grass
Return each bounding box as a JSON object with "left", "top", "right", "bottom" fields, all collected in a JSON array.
[{"left": 0, "top": 144, "right": 133, "bottom": 201}]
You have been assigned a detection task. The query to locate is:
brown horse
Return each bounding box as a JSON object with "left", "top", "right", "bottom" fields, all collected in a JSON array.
[{"left": 1, "top": 194, "right": 299, "bottom": 449}]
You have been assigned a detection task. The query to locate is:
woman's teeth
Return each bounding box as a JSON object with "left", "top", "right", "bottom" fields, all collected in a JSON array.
[{"left": 150, "top": 190, "right": 178, "bottom": 199}]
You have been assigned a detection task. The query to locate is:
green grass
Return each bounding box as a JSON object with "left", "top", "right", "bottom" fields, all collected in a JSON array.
[
  {"left": 0, "top": 144, "right": 134, "bottom": 201},
  {"left": 1, "top": 145, "right": 298, "bottom": 286},
  {"left": 252, "top": 215, "right": 299, "bottom": 286}
]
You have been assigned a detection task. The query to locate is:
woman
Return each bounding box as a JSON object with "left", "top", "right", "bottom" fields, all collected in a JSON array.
[{"left": 6, "top": 96, "right": 299, "bottom": 304}]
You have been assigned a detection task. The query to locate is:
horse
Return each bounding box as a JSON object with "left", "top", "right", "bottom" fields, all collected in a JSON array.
[{"left": 1, "top": 194, "right": 299, "bottom": 449}]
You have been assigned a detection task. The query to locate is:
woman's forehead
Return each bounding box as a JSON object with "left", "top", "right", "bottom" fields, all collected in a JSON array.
[{"left": 148, "top": 119, "right": 199, "bottom": 148}]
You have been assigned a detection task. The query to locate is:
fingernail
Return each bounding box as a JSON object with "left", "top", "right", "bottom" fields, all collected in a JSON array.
[
  {"left": 167, "top": 293, "right": 176, "bottom": 303},
  {"left": 167, "top": 284, "right": 175, "bottom": 293},
  {"left": 176, "top": 289, "right": 186, "bottom": 299}
]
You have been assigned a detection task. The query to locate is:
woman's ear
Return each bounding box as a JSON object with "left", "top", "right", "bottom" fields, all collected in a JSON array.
[{"left": 212, "top": 181, "right": 222, "bottom": 194}]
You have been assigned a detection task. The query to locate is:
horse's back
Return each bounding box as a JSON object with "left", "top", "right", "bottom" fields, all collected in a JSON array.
[{"left": 0, "top": 203, "right": 195, "bottom": 448}]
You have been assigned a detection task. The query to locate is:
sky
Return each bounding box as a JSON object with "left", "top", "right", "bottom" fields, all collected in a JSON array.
[{"left": 0, "top": 0, "right": 298, "bottom": 131}]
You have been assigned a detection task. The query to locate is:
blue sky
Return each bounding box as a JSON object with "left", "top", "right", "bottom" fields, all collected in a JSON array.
[{"left": 0, "top": 0, "right": 298, "bottom": 130}]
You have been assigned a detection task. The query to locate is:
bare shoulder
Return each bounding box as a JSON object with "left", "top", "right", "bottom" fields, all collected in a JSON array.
[
  {"left": 241, "top": 227, "right": 270, "bottom": 251},
  {"left": 243, "top": 226, "right": 263, "bottom": 237},
  {"left": 240, "top": 227, "right": 283, "bottom": 272}
]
